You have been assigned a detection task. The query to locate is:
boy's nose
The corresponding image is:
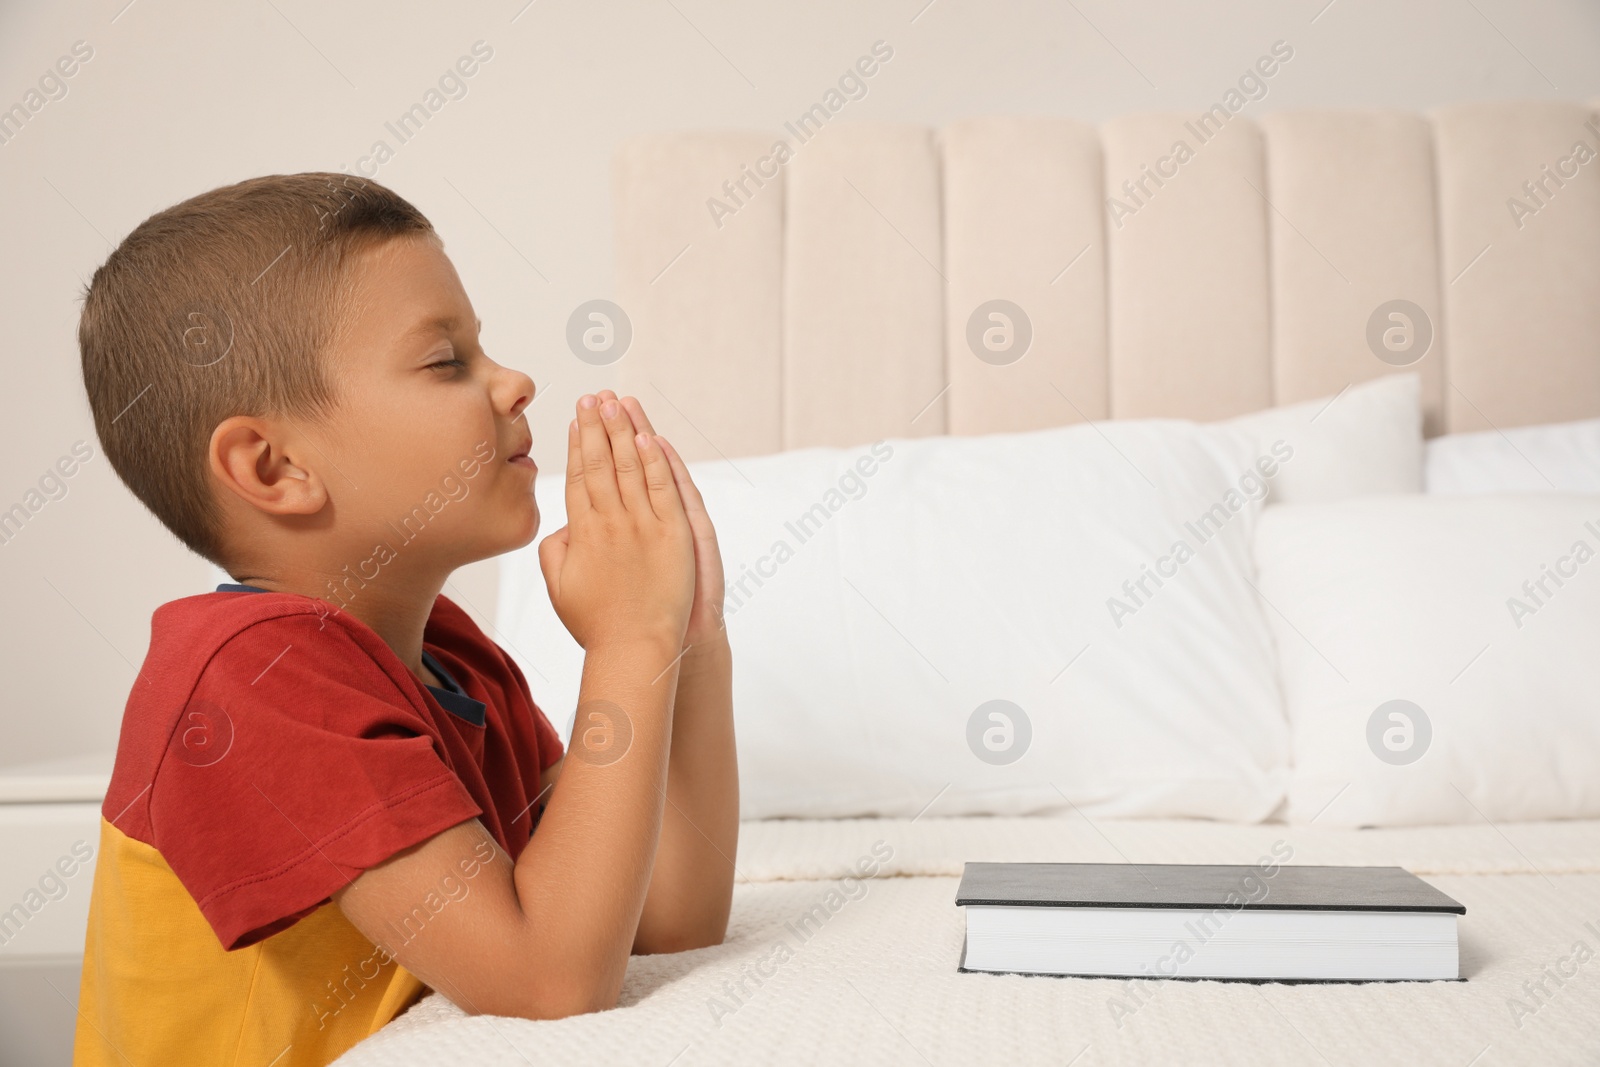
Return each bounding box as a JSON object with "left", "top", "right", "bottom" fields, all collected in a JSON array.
[{"left": 502, "top": 367, "right": 536, "bottom": 420}]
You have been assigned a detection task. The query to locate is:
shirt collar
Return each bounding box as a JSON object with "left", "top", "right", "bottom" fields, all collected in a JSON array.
[{"left": 215, "top": 583, "right": 487, "bottom": 727}]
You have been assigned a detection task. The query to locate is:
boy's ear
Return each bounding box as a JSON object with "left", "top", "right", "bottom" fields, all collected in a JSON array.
[{"left": 208, "top": 415, "right": 328, "bottom": 516}]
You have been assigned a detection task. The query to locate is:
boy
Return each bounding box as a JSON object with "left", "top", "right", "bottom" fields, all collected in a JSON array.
[{"left": 72, "top": 173, "right": 737, "bottom": 1065}]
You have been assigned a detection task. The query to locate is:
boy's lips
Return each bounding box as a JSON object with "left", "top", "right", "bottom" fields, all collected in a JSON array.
[{"left": 508, "top": 434, "right": 535, "bottom": 471}]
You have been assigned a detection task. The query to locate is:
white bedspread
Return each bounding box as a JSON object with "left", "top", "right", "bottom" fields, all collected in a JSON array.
[{"left": 334, "top": 816, "right": 1600, "bottom": 1066}]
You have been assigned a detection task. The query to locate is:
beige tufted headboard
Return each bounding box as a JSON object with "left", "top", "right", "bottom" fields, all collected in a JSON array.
[{"left": 611, "top": 101, "right": 1600, "bottom": 461}]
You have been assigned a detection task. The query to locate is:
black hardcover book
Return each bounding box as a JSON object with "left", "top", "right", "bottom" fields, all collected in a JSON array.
[{"left": 955, "top": 862, "right": 1465, "bottom": 982}]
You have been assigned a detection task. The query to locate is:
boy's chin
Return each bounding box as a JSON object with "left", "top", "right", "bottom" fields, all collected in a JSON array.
[
  {"left": 508, "top": 501, "right": 540, "bottom": 550},
  {"left": 455, "top": 501, "right": 540, "bottom": 565},
  {"left": 461, "top": 522, "right": 539, "bottom": 568}
]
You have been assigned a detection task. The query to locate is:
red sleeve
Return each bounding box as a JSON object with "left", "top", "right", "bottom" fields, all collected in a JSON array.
[
  {"left": 496, "top": 643, "right": 564, "bottom": 773},
  {"left": 534, "top": 700, "right": 563, "bottom": 773},
  {"left": 430, "top": 593, "right": 564, "bottom": 774},
  {"left": 148, "top": 613, "right": 483, "bottom": 950}
]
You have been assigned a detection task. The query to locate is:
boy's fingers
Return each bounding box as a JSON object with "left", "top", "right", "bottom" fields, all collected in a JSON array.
[
  {"left": 600, "top": 398, "right": 651, "bottom": 511},
  {"left": 576, "top": 395, "right": 621, "bottom": 512},
  {"left": 619, "top": 395, "right": 658, "bottom": 438},
  {"left": 657, "top": 435, "right": 711, "bottom": 528},
  {"left": 637, "top": 432, "right": 685, "bottom": 522},
  {"left": 563, "top": 418, "right": 590, "bottom": 522},
  {"left": 598, "top": 389, "right": 647, "bottom": 436}
]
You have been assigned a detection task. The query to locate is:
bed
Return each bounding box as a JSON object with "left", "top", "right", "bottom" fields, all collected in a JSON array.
[
  {"left": 337, "top": 816, "right": 1600, "bottom": 1065},
  {"left": 340, "top": 100, "right": 1600, "bottom": 1064}
]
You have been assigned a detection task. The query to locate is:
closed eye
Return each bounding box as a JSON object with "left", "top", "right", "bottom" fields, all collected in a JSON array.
[{"left": 428, "top": 357, "right": 467, "bottom": 372}]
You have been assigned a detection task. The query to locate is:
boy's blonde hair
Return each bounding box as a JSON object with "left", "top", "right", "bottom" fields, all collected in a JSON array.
[{"left": 78, "top": 172, "right": 437, "bottom": 564}]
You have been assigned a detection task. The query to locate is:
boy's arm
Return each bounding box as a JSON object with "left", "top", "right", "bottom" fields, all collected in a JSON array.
[
  {"left": 625, "top": 422, "right": 738, "bottom": 954},
  {"left": 334, "top": 396, "right": 695, "bottom": 1019},
  {"left": 512, "top": 404, "right": 739, "bottom": 962},
  {"left": 531, "top": 434, "right": 737, "bottom": 957},
  {"left": 633, "top": 633, "right": 737, "bottom": 953}
]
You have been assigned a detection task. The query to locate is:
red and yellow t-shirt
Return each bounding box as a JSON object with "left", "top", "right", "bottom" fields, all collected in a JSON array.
[{"left": 75, "top": 586, "right": 564, "bottom": 1066}]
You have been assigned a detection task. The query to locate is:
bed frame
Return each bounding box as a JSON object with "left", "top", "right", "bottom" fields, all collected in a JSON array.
[{"left": 610, "top": 101, "right": 1600, "bottom": 458}]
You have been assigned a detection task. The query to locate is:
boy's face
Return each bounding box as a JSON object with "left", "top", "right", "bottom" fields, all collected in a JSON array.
[{"left": 304, "top": 235, "right": 540, "bottom": 575}]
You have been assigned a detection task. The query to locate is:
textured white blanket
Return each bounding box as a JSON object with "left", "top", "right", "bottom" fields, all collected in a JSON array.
[{"left": 334, "top": 817, "right": 1600, "bottom": 1066}]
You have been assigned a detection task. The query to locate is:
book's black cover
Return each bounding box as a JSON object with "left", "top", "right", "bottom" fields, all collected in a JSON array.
[{"left": 954, "top": 862, "right": 1465, "bottom": 914}]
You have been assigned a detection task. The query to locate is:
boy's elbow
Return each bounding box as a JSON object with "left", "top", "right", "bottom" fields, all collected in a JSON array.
[
  {"left": 529, "top": 986, "right": 620, "bottom": 1021},
  {"left": 535, "top": 968, "right": 626, "bottom": 1020},
  {"left": 634, "top": 916, "right": 729, "bottom": 955},
  {"left": 675, "top": 918, "right": 730, "bottom": 952},
  {"left": 681, "top": 929, "right": 727, "bottom": 953},
  {"left": 461, "top": 965, "right": 622, "bottom": 1021}
]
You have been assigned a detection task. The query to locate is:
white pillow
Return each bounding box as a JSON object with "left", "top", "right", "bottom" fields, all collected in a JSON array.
[
  {"left": 1426, "top": 417, "right": 1600, "bottom": 494},
  {"left": 500, "top": 420, "right": 1291, "bottom": 822},
  {"left": 1254, "top": 495, "right": 1600, "bottom": 827},
  {"left": 1215, "top": 372, "right": 1422, "bottom": 504}
]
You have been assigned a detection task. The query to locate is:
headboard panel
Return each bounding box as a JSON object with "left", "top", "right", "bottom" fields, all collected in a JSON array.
[
  {"left": 943, "top": 118, "right": 1108, "bottom": 434},
  {"left": 612, "top": 133, "right": 785, "bottom": 457},
  {"left": 1435, "top": 102, "right": 1600, "bottom": 433},
  {"left": 1260, "top": 111, "right": 1445, "bottom": 435},
  {"left": 1103, "top": 112, "right": 1273, "bottom": 422},
  {"left": 783, "top": 126, "right": 945, "bottom": 446},
  {"left": 615, "top": 102, "right": 1600, "bottom": 461}
]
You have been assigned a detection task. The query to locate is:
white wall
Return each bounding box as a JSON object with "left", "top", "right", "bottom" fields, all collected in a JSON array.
[{"left": 3, "top": 0, "right": 1598, "bottom": 768}]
